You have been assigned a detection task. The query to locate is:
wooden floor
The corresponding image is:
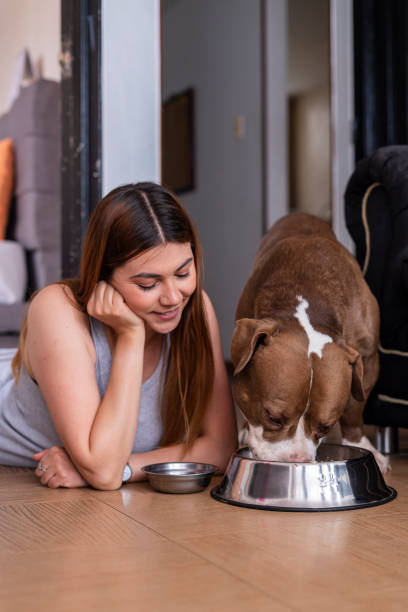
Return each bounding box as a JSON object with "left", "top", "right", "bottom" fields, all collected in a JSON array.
[{"left": 1, "top": 441, "right": 407, "bottom": 612}]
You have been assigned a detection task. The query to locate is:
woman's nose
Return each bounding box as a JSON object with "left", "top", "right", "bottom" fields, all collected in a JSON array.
[{"left": 159, "top": 281, "right": 181, "bottom": 306}]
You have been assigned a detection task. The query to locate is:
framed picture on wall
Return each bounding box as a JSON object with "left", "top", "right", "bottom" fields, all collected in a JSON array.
[{"left": 162, "top": 88, "right": 195, "bottom": 194}]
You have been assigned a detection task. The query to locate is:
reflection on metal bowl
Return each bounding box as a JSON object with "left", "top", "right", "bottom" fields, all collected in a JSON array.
[
  {"left": 211, "top": 444, "right": 396, "bottom": 512},
  {"left": 142, "top": 462, "right": 217, "bottom": 494}
]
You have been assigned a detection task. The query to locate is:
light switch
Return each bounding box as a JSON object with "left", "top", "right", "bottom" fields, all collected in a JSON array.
[{"left": 233, "top": 114, "right": 246, "bottom": 139}]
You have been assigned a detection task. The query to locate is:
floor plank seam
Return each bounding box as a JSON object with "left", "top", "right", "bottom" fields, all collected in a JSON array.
[{"left": 84, "top": 489, "right": 298, "bottom": 608}]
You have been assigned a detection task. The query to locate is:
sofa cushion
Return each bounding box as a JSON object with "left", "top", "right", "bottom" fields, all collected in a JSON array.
[
  {"left": 0, "top": 79, "right": 61, "bottom": 287},
  {"left": 0, "top": 241, "right": 27, "bottom": 303},
  {"left": 0, "top": 303, "right": 27, "bottom": 333}
]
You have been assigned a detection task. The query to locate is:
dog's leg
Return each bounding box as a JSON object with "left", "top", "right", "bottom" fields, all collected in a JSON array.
[
  {"left": 341, "top": 351, "right": 390, "bottom": 473},
  {"left": 238, "top": 420, "right": 249, "bottom": 447},
  {"left": 342, "top": 433, "right": 390, "bottom": 473},
  {"left": 340, "top": 397, "right": 390, "bottom": 473}
]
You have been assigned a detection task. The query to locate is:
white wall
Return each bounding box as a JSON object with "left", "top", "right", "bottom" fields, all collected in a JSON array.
[
  {"left": 101, "top": 0, "right": 161, "bottom": 194},
  {"left": 162, "top": 0, "right": 264, "bottom": 357},
  {"left": 0, "top": 0, "right": 60, "bottom": 115}
]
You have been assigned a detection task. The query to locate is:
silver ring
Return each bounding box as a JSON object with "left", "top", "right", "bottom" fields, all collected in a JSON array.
[{"left": 38, "top": 462, "right": 47, "bottom": 473}]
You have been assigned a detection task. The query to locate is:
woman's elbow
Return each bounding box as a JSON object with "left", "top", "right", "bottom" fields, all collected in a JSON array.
[
  {"left": 84, "top": 468, "right": 123, "bottom": 491},
  {"left": 89, "top": 478, "right": 122, "bottom": 491}
]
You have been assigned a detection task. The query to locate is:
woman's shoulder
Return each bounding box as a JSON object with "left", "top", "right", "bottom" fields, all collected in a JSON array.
[
  {"left": 23, "top": 284, "right": 95, "bottom": 378},
  {"left": 27, "top": 283, "right": 89, "bottom": 332},
  {"left": 29, "top": 283, "right": 79, "bottom": 311},
  {"left": 24, "top": 284, "right": 95, "bottom": 368},
  {"left": 200, "top": 290, "right": 221, "bottom": 339},
  {"left": 202, "top": 290, "right": 216, "bottom": 320}
]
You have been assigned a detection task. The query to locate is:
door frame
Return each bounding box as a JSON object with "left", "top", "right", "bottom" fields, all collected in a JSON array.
[
  {"left": 60, "top": 0, "right": 102, "bottom": 278},
  {"left": 330, "top": 0, "right": 354, "bottom": 251},
  {"left": 262, "top": 0, "right": 288, "bottom": 232},
  {"left": 263, "top": 0, "right": 355, "bottom": 250}
]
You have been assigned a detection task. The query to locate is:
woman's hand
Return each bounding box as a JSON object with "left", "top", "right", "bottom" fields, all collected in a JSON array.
[
  {"left": 33, "top": 446, "right": 88, "bottom": 488},
  {"left": 87, "top": 281, "right": 144, "bottom": 338}
]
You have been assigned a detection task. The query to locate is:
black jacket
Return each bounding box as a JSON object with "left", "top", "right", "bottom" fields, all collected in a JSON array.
[{"left": 345, "top": 145, "right": 408, "bottom": 426}]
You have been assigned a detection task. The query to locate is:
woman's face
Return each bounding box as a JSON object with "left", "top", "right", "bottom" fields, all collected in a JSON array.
[{"left": 110, "top": 242, "right": 197, "bottom": 335}]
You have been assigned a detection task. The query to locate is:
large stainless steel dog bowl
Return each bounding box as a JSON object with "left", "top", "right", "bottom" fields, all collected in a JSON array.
[
  {"left": 211, "top": 444, "right": 396, "bottom": 512},
  {"left": 142, "top": 462, "right": 217, "bottom": 493}
]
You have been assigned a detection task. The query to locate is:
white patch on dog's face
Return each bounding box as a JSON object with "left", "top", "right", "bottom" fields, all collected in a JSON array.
[
  {"left": 243, "top": 297, "right": 334, "bottom": 463},
  {"left": 247, "top": 419, "right": 319, "bottom": 462},
  {"left": 294, "top": 295, "right": 332, "bottom": 358},
  {"left": 250, "top": 365, "right": 317, "bottom": 463}
]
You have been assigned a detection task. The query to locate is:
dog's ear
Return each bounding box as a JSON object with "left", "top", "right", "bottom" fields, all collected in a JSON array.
[
  {"left": 231, "top": 318, "right": 279, "bottom": 375},
  {"left": 340, "top": 343, "right": 365, "bottom": 401}
]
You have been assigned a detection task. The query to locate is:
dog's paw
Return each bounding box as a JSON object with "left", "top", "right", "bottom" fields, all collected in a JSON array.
[
  {"left": 375, "top": 452, "right": 391, "bottom": 474},
  {"left": 342, "top": 436, "right": 391, "bottom": 474}
]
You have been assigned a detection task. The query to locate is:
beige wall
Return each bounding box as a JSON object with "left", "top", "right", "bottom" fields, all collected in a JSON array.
[
  {"left": 287, "top": 0, "right": 331, "bottom": 221},
  {"left": 289, "top": 87, "right": 331, "bottom": 220},
  {"left": 0, "top": 0, "right": 60, "bottom": 115}
]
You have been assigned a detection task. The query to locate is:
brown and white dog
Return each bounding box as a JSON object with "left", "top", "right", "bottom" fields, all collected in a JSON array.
[{"left": 231, "top": 212, "right": 389, "bottom": 472}]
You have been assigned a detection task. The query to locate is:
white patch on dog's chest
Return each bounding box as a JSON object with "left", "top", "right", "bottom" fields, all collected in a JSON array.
[{"left": 294, "top": 296, "right": 332, "bottom": 358}]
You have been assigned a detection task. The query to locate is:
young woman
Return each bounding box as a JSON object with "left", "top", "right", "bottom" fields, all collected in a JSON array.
[{"left": 0, "top": 182, "right": 237, "bottom": 489}]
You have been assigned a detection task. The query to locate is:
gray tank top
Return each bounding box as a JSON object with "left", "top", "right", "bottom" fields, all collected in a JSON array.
[{"left": 0, "top": 317, "right": 165, "bottom": 467}]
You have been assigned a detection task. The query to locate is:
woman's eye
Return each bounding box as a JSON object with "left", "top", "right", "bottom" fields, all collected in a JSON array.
[
  {"left": 176, "top": 271, "right": 190, "bottom": 279},
  {"left": 138, "top": 283, "right": 156, "bottom": 291}
]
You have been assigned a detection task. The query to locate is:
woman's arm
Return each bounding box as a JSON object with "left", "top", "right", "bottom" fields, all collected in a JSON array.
[
  {"left": 26, "top": 282, "right": 145, "bottom": 490},
  {"left": 127, "top": 291, "right": 238, "bottom": 481},
  {"left": 32, "top": 290, "right": 237, "bottom": 488}
]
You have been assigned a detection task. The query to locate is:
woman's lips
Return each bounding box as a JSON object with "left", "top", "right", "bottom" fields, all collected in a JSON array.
[{"left": 153, "top": 307, "right": 180, "bottom": 320}]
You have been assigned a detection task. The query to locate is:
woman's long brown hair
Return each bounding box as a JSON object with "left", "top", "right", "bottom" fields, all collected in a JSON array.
[{"left": 12, "top": 183, "right": 215, "bottom": 450}]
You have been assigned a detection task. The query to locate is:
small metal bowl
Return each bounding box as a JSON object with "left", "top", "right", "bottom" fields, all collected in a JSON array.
[
  {"left": 141, "top": 462, "right": 217, "bottom": 494},
  {"left": 211, "top": 444, "right": 397, "bottom": 512}
]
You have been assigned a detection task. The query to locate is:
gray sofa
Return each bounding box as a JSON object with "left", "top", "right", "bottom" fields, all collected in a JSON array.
[{"left": 0, "top": 79, "right": 61, "bottom": 334}]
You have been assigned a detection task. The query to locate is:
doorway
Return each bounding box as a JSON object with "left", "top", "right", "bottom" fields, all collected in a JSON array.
[
  {"left": 161, "top": 0, "right": 265, "bottom": 356},
  {"left": 288, "top": 0, "right": 331, "bottom": 223},
  {"left": 161, "top": 0, "right": 348, "bottom": 355}
]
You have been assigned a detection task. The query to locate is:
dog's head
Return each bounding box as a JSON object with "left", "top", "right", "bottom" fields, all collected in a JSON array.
[{"left": 231, "top": 316, "right": 365, "bottom": 462}]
